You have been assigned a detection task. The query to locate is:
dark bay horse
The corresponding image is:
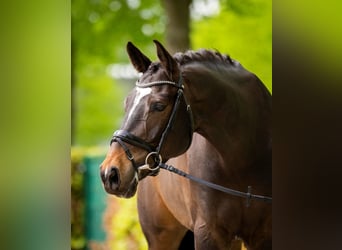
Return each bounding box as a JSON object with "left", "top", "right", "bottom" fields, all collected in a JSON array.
[{"left": 100, "top": 40, "right": 272, "bottom": 249}]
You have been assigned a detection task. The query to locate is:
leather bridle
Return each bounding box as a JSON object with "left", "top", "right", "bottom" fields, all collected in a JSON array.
[{"left": 110, "top": 76, "right": 194, "bottom": 176}]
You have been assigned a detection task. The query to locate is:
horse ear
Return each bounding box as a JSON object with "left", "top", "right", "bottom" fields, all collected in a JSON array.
[
  {"left": 126, "top": 41, "right": 152, "bottom": 73},
  {"left": 153, "top": 40, "right": 179, "bottom": 81}
]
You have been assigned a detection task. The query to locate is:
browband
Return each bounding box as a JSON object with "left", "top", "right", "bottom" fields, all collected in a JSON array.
[{"left": 136, "top": 80, "right": 184, "bottom": 89}]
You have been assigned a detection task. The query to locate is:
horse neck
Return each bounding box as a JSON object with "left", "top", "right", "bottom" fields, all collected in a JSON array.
[{"left": 183, "top": 63, "right": 271, "bottom": 169}]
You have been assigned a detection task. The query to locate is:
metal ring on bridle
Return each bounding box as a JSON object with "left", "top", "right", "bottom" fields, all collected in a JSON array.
[{"left": 144, "top": 152, "right": 162, "bottom": 171}]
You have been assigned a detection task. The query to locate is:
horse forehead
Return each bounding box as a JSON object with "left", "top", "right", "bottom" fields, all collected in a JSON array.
[
  {"left": 127, "top": 87, "right": 152, "bottom": 120},
  {"left": 141, "top": 64, "right": 168, "bottom": 82}
]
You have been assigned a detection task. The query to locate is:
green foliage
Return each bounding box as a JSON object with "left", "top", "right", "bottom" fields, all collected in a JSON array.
[
  {"left": 72, "top": 0, "right": 165, "bottom": 65},
  {"left": 108, "top": 197, "right": 148, "bottom": 250},
  {"left": 221, "top": 0, "right": 270, "bottom": 16},
  {"left": 192, "top": 0, "right": 272, "bottom": 92},
  {"left": 72, "top": 0, "right": 167, "bottom": 146},
  {"left": 74, "top": 64, "right": 126, "bottom": 146},
  {"left": 71, "top": 148, "right": 86, "bottom": 250}
]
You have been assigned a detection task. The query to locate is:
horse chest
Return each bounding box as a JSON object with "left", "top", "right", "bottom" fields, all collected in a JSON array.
[{"left": 157, "top": 165, "right": 195, "bottom": 229}]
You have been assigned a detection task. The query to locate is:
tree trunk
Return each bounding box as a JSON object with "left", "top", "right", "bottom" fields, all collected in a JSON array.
[{"left": 161, "top": 0, "right": 192, "bottom": 54}]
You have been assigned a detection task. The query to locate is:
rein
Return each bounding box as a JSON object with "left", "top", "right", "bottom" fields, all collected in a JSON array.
[
  {"left": 158, "top": 162, "right": 272, "bottom": 206},
  {"left": 110, "top": 77, "right": 272, "bottom": 206}
]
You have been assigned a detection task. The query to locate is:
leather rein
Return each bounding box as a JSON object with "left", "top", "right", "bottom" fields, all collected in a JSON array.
[{"left": 110, "top": 77, "right": 272, "bottom": 206}]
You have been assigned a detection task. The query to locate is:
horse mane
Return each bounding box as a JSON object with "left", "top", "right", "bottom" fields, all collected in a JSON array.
[{"left": 173, "top": 49, "right": 234, "bottom": 66}]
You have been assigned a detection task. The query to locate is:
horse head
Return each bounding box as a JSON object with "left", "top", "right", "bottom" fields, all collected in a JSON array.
[{"left": 100, "top": 41, "right": 193, "bottom": 198}]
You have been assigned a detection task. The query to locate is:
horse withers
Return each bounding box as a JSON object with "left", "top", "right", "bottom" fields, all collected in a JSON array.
[{"left": 100, "top": 40, "right": 272, "bottom": 250}]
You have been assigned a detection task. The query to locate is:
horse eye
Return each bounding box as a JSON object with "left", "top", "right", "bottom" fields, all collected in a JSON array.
[{"left": 151, "top": 102, "right": 166, "bottom": 112}]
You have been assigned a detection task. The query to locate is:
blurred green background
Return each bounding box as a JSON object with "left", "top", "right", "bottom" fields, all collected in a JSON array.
[{"left": 71, "top": 0, "right": 271, "bottom": 249}]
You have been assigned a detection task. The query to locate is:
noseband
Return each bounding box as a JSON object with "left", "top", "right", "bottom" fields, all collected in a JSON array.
[{"left": 110, "top": 76, "right": 194, "bottom": 176}]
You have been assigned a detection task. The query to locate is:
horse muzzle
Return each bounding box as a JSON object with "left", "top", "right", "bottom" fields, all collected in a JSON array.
[
  {"left": 99, "top": 144, "right": 141, "bottom": 198},
  {"left": 100, "top": 165, "right": 139, "bottom": 198}
]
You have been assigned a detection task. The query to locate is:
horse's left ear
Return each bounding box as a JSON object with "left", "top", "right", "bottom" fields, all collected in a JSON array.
[{"left": 153, "top": 40, "right": 179, "bottom": 81}]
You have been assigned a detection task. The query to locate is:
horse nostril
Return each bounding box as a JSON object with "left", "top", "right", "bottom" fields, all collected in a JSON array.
[{"left": 108, "top": 167, "right": 120, "bottom": 190}]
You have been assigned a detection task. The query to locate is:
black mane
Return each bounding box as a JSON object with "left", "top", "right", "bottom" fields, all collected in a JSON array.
[{"left": 173, "top": 49, "right": 234, "bottom": 66}]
